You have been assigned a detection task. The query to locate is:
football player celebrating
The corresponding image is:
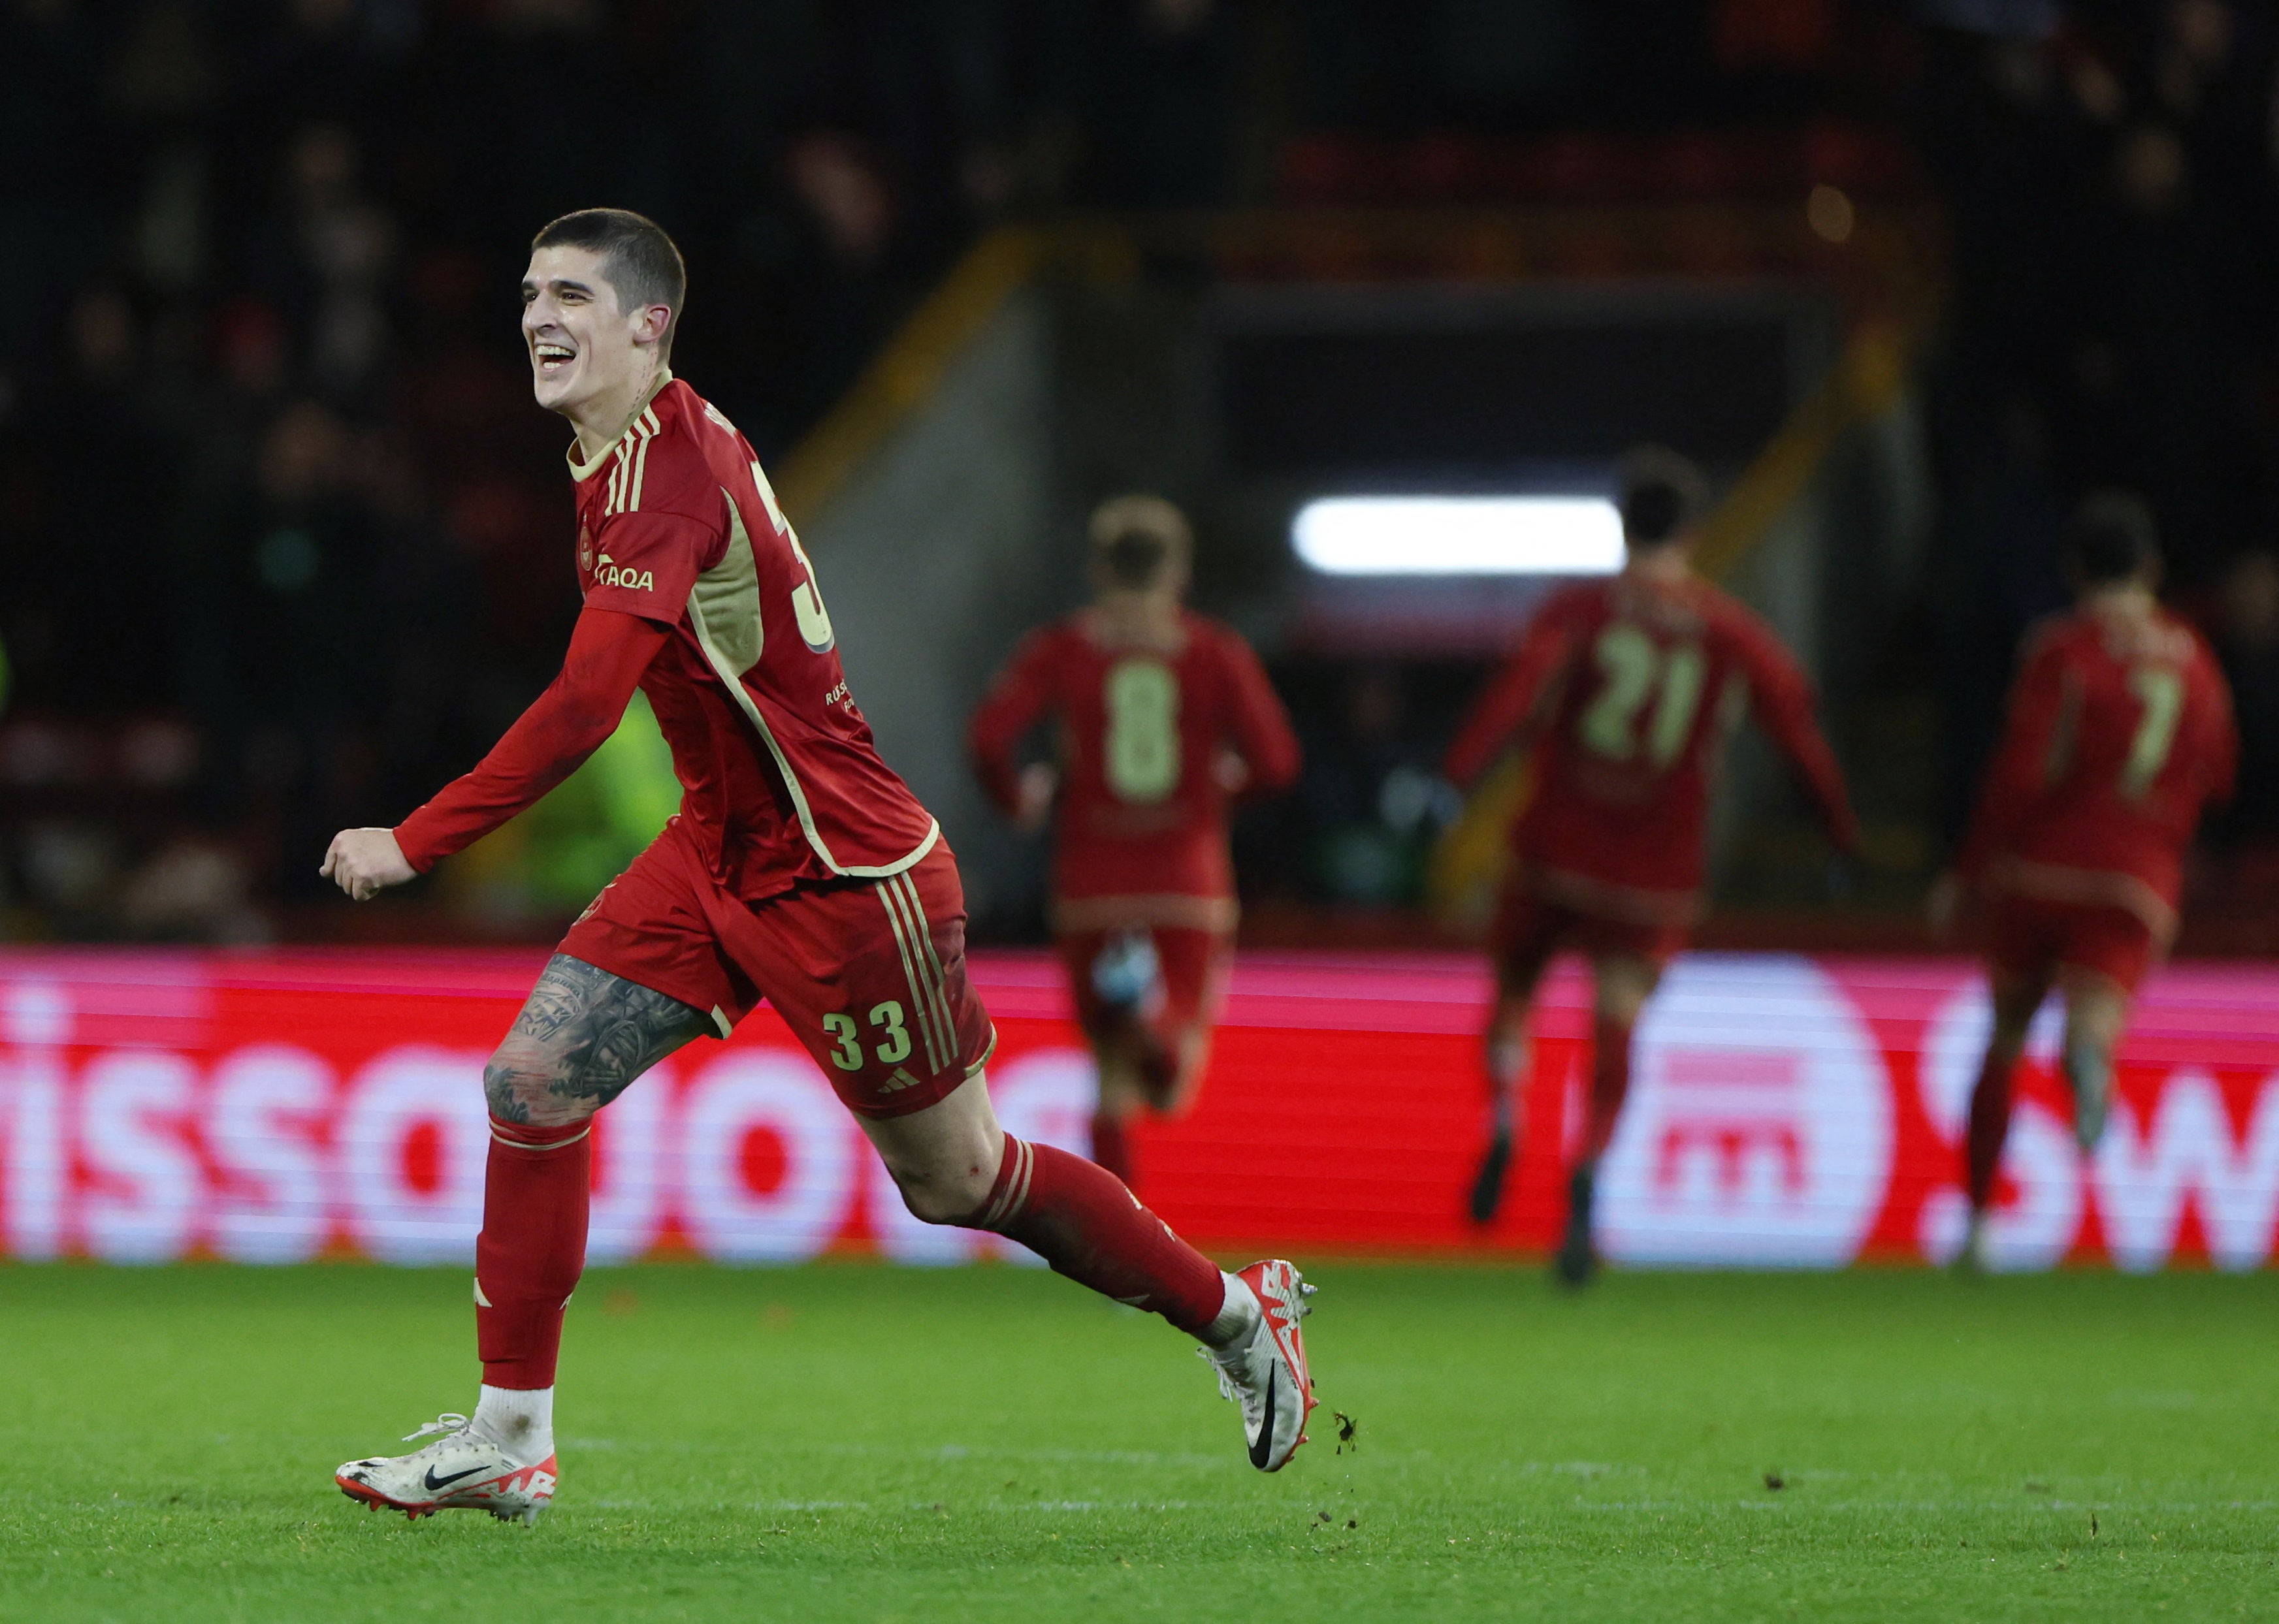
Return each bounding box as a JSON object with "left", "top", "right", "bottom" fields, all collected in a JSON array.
[
  {"left": 320, "top": 210, "right": 1316, "bottom": 1523},
  {"left": 969, "top": 497, "right": 1299, "bottom": 1186},
  {"left": 1933, "top": 493, "right": 2236, "bottom": 1272},
  {"left": 1444, "top": 447, "right": 1858, "bottom": 1283}
]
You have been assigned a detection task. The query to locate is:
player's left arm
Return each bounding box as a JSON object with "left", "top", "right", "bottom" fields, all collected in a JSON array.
[
  {"left": 325, "top": 493, "right": 711, "bottom": 903},
  {"left": 1734, "top": 616, "right": 1860, "bottom": 855},
  {"left": 1214, "top": 629, "right": 1301, "bottom": 799},
  {"left": 323, "top": 606, "right": 673, "bottom": 900}
]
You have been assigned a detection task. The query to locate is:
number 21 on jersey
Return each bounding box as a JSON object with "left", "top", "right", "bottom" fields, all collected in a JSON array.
[
  {"left": 1104, "top": 657, "right": 1181, "bottom": 803},
  {"left": 1578, "top": 622, "right": 1707, "bottom": 769}
]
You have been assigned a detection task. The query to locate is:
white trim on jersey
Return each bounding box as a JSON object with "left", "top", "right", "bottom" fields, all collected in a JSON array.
[
  {"left": 602, "top": 414, "right": 660, "bottom": 518},
  {"left": 565, "top": 370, "right": 674, "bottom": 485},
  {"left": 683, "top": 541, "right": 941, "bottom": 884},
  {"left": 628, "top": 425, "right": 654, "bottom": 512}
]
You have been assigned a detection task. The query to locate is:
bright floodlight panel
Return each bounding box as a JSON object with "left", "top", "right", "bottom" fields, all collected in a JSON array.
[{"left": 1292, "top": 496, "right": 1624, "bottom": 577}]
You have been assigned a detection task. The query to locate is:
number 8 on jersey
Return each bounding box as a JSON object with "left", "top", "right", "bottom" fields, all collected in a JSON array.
[{"left": 1105, "top": 658, "right": 1182, "bottom": 804}]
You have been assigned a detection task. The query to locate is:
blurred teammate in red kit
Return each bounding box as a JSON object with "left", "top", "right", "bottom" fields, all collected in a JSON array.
[
  {"left": 1935, "top": 493, "right": 2236, "bottom": 1272},
  {"left": 1445, "top": 448, "right": 1856, "bottom": 1284},
  {"left": 971, "top": 496, "right": 1299, "bottom": 1186}
]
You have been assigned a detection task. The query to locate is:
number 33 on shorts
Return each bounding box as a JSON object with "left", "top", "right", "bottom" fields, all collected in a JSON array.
[
  {"left": 821, "top": 1002, "right": 913, "bottom": 1071},
  {"left": 764, "top": 846, "right": 994, "bottom": 1114}
]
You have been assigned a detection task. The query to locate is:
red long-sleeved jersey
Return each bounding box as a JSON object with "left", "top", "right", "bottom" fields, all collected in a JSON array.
[
  {"left": 395, "top": 606, "right": 668, "bottom": 868},
  {"left": 968, "top": 609, "right": 1299, "bottom": 925},
  {"left": 1954, "top": 598, "right": 2237, "bottom": 935},
  {"left": 1444, "top": 570, "right": 1856, "bottom": 923},
  {"left": 396, "top": 374, "right": 938, "bottom": 897}
]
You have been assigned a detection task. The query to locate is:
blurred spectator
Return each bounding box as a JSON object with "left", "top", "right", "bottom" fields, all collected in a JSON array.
[
  {"left": 1293, "top": 665, "right": 1463, "bottom": 908},
  {"left": 788, "top": 133, "right": 900, "bottom": 271},
  {"left": 7, "top": 282, "right": 176, "bottom": 715},
  {"left": 1, "top": 0, "right": 2270, "bottom": 946},
  {"left": 119, "top": 835, "right": 265, "bottom": 944},
  {"left": 1715, "top": 0, "right": 1837, "bottom": 72},
  {"left": 2, "top": 0, "right": 1120, "bottom": 937},
  {"left": 0, "top": 0, "right": 116, "bottom": 358},
  {"left": 1078, "top": 0, "right": 1242, "bottom": 206}
]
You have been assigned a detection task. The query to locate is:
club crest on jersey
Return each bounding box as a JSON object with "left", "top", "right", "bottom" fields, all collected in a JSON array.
[{"left": 593, "top": 553, "right": 655, "bottom": 592}]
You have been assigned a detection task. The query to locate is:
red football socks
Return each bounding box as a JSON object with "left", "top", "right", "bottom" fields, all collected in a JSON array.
[
  {"left": 1579, "top": 1015, "right": 1635, "bottom": 1164},
  {"left": 475, "top": 1116, "right": 592, "bottom": 1390},
  {"left": 1088, "top": 1111, "right": 1136, "bottom": 1186},
  {"left": 1965, "top": 1049, "right": 2016, "bottom": 1211},
  {"left": 972, "top": 1134, "right": 1223, "bottom": 1335}
]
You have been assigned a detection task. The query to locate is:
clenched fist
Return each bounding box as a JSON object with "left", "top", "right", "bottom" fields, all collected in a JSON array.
[{"left": 321, "top": 827, "right": 415, "bottom": 902}]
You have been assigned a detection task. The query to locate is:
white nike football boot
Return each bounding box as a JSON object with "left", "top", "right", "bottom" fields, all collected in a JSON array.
[
  {"left": 335, "top": 1413, "right": 558, "bottom": 1524},
  {"left": 1203, "top": 1259, "right": 1317, "bottom": 1472}
]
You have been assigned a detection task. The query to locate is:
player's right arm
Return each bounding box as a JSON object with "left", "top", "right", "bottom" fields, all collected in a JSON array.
[
  {"left": 967, "top": 627, "right": 1063, "bottom": 826},
  {"left": 323, "top": 606, "right": 671, "bottom": 900},
  {"left": 1442, "top": 595, "right": 1584, "bottom": 790}
]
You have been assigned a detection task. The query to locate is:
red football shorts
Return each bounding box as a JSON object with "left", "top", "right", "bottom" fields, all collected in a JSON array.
[
  {"left": 1984, "top": 893, "right": 2158, "bottom": 996},
  {"left": 1493, "top": 876, "right": 1687, "bottom": 985},
  {"left": 559, "top": 822, "right": 995, "bottom": 1117},
  {"left": 1056, "top": 924, "right": 1233, "bottom": 1047}
]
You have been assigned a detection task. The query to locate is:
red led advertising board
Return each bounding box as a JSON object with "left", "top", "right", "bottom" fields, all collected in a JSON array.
[{"left": 0, "top": 948, "right": 2272, "bottom": 1270}]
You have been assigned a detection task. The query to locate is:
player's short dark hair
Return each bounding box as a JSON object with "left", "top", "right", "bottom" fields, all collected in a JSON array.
[
  {"left": 1619, "top": 445, "right": 1711, "bottom": 548},
  {"left": 1090, "top": 494, "right": 1191, "bottom": 590},
  {"left": 531, "top": 208, "right": 687, "bottom": 346},
  {"left": 2066, "top": 490, "right": 2161, "bottom": 586}
]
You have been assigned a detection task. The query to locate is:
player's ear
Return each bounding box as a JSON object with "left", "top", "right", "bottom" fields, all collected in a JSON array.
[{"left": 635, "top": 302, "right": 673, "bottom": 351}]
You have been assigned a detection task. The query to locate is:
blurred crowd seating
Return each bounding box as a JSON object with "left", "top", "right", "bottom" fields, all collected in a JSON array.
[
  {"left": 0, "top": 0, "right": 1283, "bottom": 941},
  {"left": 1276, "top": 123, "right": 1920, "bottom": 207},
  {"left": 1, "top": 0, "right": 2274, "bottom": 951}
]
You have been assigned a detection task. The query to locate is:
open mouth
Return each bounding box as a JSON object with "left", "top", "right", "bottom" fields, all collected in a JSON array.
[{"left": 534, "top": 342, "right": 576, "bottom": 377}]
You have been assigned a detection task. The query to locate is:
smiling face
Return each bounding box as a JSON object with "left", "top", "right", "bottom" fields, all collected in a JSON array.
[{"left": 519, "top": 243, "right": 671, "bottom": 426}]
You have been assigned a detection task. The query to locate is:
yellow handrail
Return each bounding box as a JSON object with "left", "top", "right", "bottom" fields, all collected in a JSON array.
[
  {"left": 1692, "top": 317, "right": 1916, "bottom": 583},
  {"left": 771, "top": 229, "right": 1042, "bottom": 526}
]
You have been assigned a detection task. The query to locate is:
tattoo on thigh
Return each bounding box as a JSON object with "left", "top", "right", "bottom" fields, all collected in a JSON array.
[{"left": 485, "top": 955, "right": 711, "bottom": 1125}]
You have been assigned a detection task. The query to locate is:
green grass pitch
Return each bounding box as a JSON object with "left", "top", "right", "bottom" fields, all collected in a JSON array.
[{"left": 2, "top": 1261, "right": 2274, "bottom": 1621}]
